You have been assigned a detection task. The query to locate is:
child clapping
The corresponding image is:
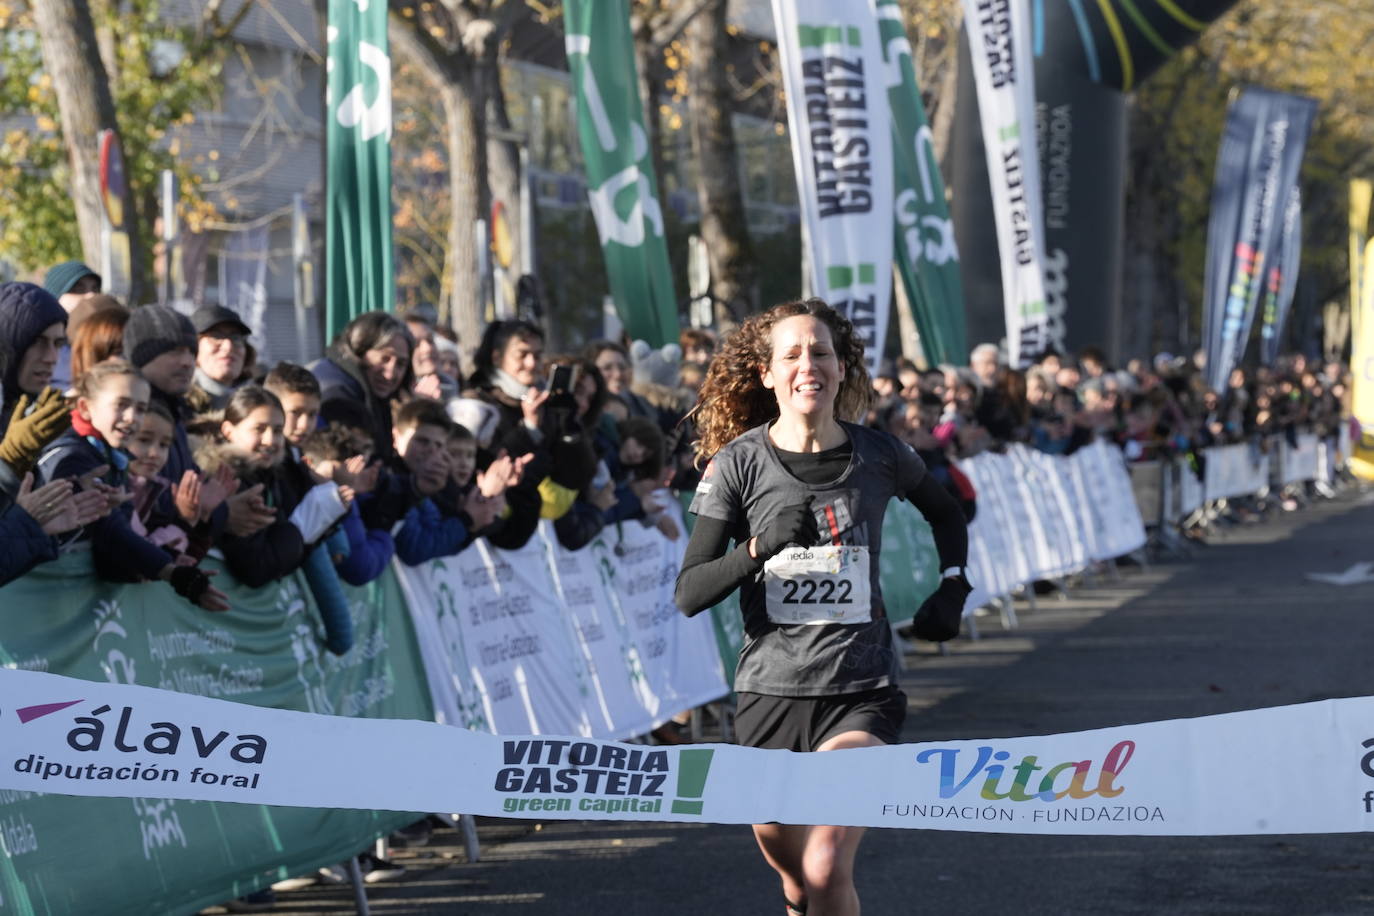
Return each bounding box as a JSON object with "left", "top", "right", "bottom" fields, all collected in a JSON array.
[{"left": 37, "top": 358, "right": 228, "bottom": 610}]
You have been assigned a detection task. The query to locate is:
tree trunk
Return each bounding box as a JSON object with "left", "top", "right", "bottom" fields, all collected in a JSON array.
[
  {"left": 892, "top": 268, "right": 926, "bottom": 366},
  {"left": 441, "top": 72, "right": 489, "bottom": 356},
  {"left": 32, "top": 0, "right": 145, "bottom": 302},
  {"left": 632, "top": 13, "right": 670, "bottom": 202},
  {"left": 686, "top": 0, "right": 756, "bottom": 328},
  {"left": 486, "top": 66, "right": 524, "bottom": 286},
  {"left": 929, "top": 35, "right": 959, "bottom": 173}
]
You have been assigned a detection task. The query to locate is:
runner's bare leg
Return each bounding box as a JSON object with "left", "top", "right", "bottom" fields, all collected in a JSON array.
[{"left": 752, "top": 730, "right": 885, "bottom": 916}]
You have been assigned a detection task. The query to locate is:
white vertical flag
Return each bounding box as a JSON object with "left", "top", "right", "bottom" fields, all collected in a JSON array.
[
  {"left": 771, "top": 0, "right": 894, "bottom": 374},
  {"left": 961, "top": 0, "right": 1052, "bottom": 367}
]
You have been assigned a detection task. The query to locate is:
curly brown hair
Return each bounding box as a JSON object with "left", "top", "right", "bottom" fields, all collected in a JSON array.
[{"left": 692, "top": 299, "right": 871, "bottom": 463}]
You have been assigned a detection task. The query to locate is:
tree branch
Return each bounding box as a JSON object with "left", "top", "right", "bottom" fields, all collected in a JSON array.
[{"left": 651, "top": 0, "right": 716, "bottom": 54}]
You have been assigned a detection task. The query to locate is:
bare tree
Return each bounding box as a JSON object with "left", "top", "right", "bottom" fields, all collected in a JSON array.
[
  {"left": 390, "top": 0, "right": 524, "bottom": 351},
  {"left": 32, "top": 0, "right": 145, "bottom": 301},
  {"left": 685, "top": 0, "right": 756, "bottom": 326}
]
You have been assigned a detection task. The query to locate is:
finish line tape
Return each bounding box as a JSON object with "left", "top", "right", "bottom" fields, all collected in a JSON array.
[{"left": 2, "top": 669, "right": 1373, "bottom": 836}]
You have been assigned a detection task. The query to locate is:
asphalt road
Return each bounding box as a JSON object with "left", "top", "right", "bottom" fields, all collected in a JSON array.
[{"left": 229, "top": 489, "right": 1374, "bottom": 916}]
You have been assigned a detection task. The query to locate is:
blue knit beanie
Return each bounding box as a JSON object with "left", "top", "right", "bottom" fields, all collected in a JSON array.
[
  {"left": 42, "top": 260, "right": 100, "bottom": 298},
  {"left": 0, "top": 282, "right": 67, "bottom": 400}
]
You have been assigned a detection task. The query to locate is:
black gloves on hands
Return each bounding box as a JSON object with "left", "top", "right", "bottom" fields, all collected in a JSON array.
[
  {"left": 169, "top": 566, "right": 212, "bottom": 605},
  {"left": 753, "top": 503, "right": 820, "bottom": 561},
  {"left": 910, "top": 574, "right": 972, "bottom": 642}
]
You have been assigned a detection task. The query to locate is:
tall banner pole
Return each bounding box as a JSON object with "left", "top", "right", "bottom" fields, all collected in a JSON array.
[
  {"left": 564, "top": 0, "right": 677, "bottom": 348},
  {"left": 959, "top": 0, "right": 1051, "bottom": 368},
  {"left": 1200, "top": 87, "right": 1316, "bottom": 392},
  {"left": 325, "top": 0, "right": 394, "bottom": 344},
  {"left": 770, "top": 0, "right": 894, "bottom": 374},
  {"left": 875, "top": 0, "right": 966, "bottom": 367}
]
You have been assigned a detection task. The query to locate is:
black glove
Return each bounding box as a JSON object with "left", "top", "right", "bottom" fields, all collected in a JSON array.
[
  {"left": 753, "top": 503, "right": 820, "bottom": 560},
  {"left": 910, "top": 574, "right": 972, "bottom": 642},
  {"left": 169, "top": 566, "right": 212, "bottom": 605}
]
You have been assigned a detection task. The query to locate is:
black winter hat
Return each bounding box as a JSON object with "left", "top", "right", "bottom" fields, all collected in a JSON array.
[
  {"left": 123, "top": 304, "right": 197, "bottom": 369},
  {"left": 0, "top": 281, "right": 67, "bottom": 399}
]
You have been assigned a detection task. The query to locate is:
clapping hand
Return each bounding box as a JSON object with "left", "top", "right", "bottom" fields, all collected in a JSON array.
[
  {"left": 339, "top": 455, "right": 380, "bottom": 495},
  {"left": 15, "top": 473, "right": 108, "bottom": 534},
  {"left": 225, "top": 482, "right": 276, "bottom": 536},
  {"left": 193, "top": 465, "right": 237, "bottom": 523}
]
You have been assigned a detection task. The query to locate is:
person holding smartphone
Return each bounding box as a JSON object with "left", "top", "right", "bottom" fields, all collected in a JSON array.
[{"left": 675, "top": 299, "right": 971, "bottom": 916}]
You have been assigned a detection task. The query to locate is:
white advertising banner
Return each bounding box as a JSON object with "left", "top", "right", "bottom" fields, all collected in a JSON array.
[
  {"left": 1203, "top": 443, "right": 1272, "bottom": 502},
  {"left": 395, "top": 507, "right": 728, "bottom": 742},
  {"left": 6, "top": 668, "right": 1374, "bottom": 836},
  {"left": 958, "top": 441, "right": 1145, "bottom": 611},
  {"left": 1072, "top": 441, "right": 1148, "bottom": 561},
  {"left": 960, "top": 0, "right": 1053, "bottom": 367},
  {"left": 1280, "top": 433, "right": 1321, "bottom": 485},
  {"left": 771, "top": 0, "right": 893, "bottom": 372}
]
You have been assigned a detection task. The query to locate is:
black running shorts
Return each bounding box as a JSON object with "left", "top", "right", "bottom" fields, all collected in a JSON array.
[{"left": 734, "top": 686, "right": 907, "bottom": 752}]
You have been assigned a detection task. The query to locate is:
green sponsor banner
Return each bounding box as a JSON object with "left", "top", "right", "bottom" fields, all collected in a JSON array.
[
  {"left": 0, "top": 553, "right": 432, "bottom": 916},
  {"left": 681, "top": 493, "right": 940, "bottom": 677},
  {"left": 325, "top": 0, "right": 394, "bottom": 342},
  {"left": 875, "top": 0, "right": 966, "bottom": 366},
  {"left": 564, "top": 0, "right": 678, "bottom": 347}
]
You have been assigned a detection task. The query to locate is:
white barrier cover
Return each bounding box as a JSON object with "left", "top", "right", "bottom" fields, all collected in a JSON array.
[
  {"left": 1203, "top": 443, "right": 1271, "bottom": 501},
  {"left": 1074, "top": 441, "right": 1148, "bottom": 560},
  {"left": 1280, "top": 433, "right": 1321, "bottom": 485},
  {"left": 6, "top": 669, "right": 1374, "bottom": 836},
  {"left": 960, "top": 441, "right": 1145, "bottom": 609},
  {"left": 1177, "top": 460, "right": 1205, "bottom": 517},
  {"left": 395, "top": 505, "right": 727, "bottom": 741}
]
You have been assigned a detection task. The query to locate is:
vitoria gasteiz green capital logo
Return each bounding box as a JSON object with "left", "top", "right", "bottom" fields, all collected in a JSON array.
[{"left": 494, "top": 740, "right": 714, "bottom": 816}]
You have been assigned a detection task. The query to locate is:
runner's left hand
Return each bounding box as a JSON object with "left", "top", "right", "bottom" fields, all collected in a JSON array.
[{"left": 910, "top": 575, "right": 972, "bottom": 642}]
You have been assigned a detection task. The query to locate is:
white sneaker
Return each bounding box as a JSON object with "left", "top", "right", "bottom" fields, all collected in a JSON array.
[
  {"left": 270, "top": 875, "right": 317, "bottom": 892},
  {"left": 316, "top": 865, "right": 348, "bottom": 885}
]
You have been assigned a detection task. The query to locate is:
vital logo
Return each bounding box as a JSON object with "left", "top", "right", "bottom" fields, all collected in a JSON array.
[
  {"left": 494, "top": 740, "right": 715, "bottom": 818},
  {"left": 916, "top": 739, "right": 1134, "bottom": 802}
]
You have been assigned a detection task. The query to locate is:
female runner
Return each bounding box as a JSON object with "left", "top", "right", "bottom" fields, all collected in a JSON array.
[{"left": 675, "top": 300, "right": 972, "bottom": 916}]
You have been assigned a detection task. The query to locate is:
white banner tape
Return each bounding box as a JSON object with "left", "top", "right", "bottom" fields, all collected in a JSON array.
[{"left": 4, "top": 670, "right": 1374, "bottom": 836}]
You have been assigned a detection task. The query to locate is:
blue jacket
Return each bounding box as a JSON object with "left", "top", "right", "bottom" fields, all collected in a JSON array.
[
  {"left": 334, "top": 500, "right": 394, "bottom": 586},
  {"left": 0, "top": 503, "right": 57, "bottom": 586},
  {"left": 36, "top": 429, "right": 171, "bottom": 582},
  {"left": 394, "top": 498, "right": 474, "bottom": 566}
]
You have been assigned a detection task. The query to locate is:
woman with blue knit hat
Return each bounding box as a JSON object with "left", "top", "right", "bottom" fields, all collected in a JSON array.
[
  {"left": 0, "top": 282, "right": 72, "bottom": 497},
  {"left": 42, "top": 260, "right": 102, "bottom": 392}
]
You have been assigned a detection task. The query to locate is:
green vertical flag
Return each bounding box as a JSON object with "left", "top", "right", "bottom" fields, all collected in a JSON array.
[
  {"left": 564, "top": 0, "right": 677, "bottom": 347},
  {"left": 875, "top": 0, "right": 966, "bottom": 365},
  {"left": 326, "top": 0, "right": 394, "bottom": 343}
]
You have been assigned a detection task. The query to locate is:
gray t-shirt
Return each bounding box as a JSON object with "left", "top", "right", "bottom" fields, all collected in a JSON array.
[{"left": 688, "top": 421, "right": 926, "bottom": 697}]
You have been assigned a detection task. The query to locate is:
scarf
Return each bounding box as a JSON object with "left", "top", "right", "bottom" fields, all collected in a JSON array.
[
  {"left": 192, "top": 368, "right": 234, "bottom": 403},
  {"left": 70, "top": 409, "right": 130, "bottom": 475},
  {"left": 491, "top": 368, "right": 530, "bottom": 402}
]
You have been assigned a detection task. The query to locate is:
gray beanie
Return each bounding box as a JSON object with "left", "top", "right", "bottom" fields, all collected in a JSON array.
[{"left": 123, "top": 304, "right": 196, "bottom": 368}]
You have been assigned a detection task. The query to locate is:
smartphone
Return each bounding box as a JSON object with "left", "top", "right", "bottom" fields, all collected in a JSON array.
[{"left": 549, "top": 364, "right": 576, "bottom": 396}]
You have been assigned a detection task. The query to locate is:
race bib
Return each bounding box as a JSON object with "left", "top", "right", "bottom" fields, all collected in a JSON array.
[{"left": 763, "top": 545, "right": 872, "bottom": 626}]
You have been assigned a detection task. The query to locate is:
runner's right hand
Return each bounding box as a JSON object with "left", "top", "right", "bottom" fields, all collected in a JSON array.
[{"left": 752, "top": 503, "right": 819, "bottom": 560}]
